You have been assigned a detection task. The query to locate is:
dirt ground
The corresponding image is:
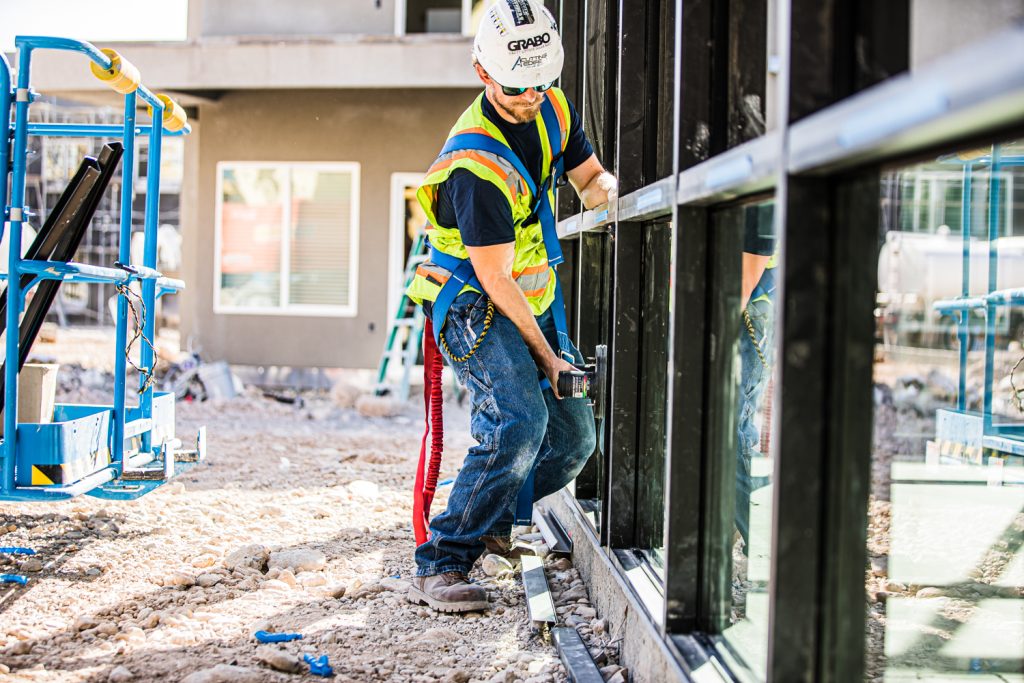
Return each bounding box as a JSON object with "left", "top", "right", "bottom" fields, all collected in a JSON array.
[{"left": 0, "top": 328, "right": 624, "bottom": 683}]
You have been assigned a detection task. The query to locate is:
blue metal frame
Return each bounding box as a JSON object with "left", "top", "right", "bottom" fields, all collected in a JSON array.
[
  {"left": 932, "top": 146, "right": 1024, "bottom": 459},
  {"left": 1, "top": 36, "right": 197, "bottom": 502}
]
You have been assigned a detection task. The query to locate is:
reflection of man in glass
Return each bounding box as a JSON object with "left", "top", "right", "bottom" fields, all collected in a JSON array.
[{"left": 737, "top": 204, "right": 776, "bottom": 554}]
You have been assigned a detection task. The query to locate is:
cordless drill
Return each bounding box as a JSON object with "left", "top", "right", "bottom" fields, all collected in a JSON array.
[{"left": 554, "top": 345, "right": 607, "bottom": 419}]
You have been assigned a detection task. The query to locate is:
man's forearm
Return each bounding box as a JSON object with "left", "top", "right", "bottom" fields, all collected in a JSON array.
[
  {"left": 479, "top": 274, "right": 553, "bottom": 364},
  {"left": 579, "top": 171, "right": 618, "bottom": 210}
]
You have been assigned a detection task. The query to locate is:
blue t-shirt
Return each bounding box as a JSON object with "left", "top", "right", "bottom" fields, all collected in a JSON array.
[{"left": 434, "top": 94, "right": 594, "bottom": 247}]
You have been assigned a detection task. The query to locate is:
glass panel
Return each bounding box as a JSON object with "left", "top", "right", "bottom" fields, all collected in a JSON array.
[
  {"left": 405, "top": 0, "right": 461, "bottom": 33},
  {"left": 636, "top": 220, "right": 673, "bottom": 577},
  {"left": 218, "top": 166, "right": 283, "bottom": 309},
  {"left": 288, "top": 169, "right": 355, "bottom": 308},
  {"left": 868, "top": 139, "right": 1024, "bottom": 682},
  {"left": 719, "top": 199, "right": 779, "bottom": 680}
]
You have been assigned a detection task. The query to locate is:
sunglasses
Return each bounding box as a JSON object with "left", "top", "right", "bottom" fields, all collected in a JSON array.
[{"left": 498, "top": 81, "right": 555, "bottom": 97}]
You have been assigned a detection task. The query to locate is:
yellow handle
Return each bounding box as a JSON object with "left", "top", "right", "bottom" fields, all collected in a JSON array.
[
  {"left": 89, "top": 48, "right": 141, "bottom": 95},
  {"left": 148, "top": 94, "right": 187, "bottom": 132},
  {"left": 957, "top": 146, "right": 992, "bottom": 161}
]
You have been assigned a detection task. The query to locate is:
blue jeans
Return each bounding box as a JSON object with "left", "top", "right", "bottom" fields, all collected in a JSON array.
[
  {"left": 415, "top": 292, "right": 597, "bottom": 576},
  {"left": 736, "top": 297, "right": 774, "bottom": 547}
]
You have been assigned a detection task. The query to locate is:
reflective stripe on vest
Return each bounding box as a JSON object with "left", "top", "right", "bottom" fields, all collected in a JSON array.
[{"left": 405, "top": 88, "right": 571, "bottom": 315}]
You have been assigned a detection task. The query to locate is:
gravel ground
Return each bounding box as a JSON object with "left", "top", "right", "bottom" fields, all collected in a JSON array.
[{"left": 0, "top": 329, "right": 624, "bottom": 683}]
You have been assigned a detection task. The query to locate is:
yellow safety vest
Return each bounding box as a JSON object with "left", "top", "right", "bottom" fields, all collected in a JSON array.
[{"left": 406, "top": 88, "right": 572, "bottom": 316}]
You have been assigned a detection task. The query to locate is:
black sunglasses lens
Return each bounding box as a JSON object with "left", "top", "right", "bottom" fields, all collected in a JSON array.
[
  {"left": 501, "top": 85, "right": 528, "bottom": 96},
  {"left": 535, "top": 81, "right": 554, "bottom": 92}
]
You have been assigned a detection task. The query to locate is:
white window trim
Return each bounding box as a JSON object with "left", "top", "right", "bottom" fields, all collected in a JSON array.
[
  {"left": 213, "top": 160, "right": 361, "bottom": 318},
  {"left": 393, "top": 0, "right": 476, "bottom": 36},
  {"left": 389, "top": 172, "right": 425, "bottom": 322}
]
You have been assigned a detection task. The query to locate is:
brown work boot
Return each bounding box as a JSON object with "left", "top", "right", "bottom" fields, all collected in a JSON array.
[
  {"left": 407, "top": 572, "right": 489, "bottom": 613},
  {"left": 481, "top": 535, "right": 534, "bottom": 562}
]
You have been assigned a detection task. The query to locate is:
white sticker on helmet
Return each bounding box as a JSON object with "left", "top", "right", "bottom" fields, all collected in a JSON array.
[{"left": 505, "top": 0, "right": 536, "bottom": 27}]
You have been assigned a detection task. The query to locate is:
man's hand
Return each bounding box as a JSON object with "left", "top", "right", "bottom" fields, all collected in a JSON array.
[
  {"left": 539, "top": 353, "right": 578, "bottom": 400},
  {"left": 566, "top": 154, "right": 617, "bottom": 209}
]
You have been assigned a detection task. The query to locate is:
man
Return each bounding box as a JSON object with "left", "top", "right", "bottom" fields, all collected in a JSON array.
[
  {"left": 405, "top": 0, "right": 616, "bottom": 613},
  {"left": 736, "top": 204, "right": 777, "bottom": 556}
]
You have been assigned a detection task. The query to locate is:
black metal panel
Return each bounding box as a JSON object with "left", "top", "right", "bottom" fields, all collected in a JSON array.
[
  {"left": 662, "top": 206, "right": 710, "bottom": 633},
  {"left": 557, "top": 0, "right": 584, "bottom": 220},
  {"left": 654, "top": 0, "right": 678, "bottom": 181},
  {"left": 574, "top": 230, "right": 612, "bottom": 503},
  {"left": 767, "top": 177, "right": 830, "bottom": 682},
  {"left": 817, "top": 172, "right": 879, "bottom": 683},
  {"left": 678, "top": 0, "right": 716, "bottom": 169},
  {"left": 789, "top": 0, "right": 909, "bottom": 123},
  {"left": 726, "top": 0, "right": 768, "bottom": 145},
  {"left": 635, "top": 221, "right": 672, "bottom": 556},
  {"left": 604, "top": 221, "right": 644, "bottom": 549},
  {"left": 584, "top": 0, "right": 617, "bottom": 165},
  {"left": 699, "top": 206, "right": 742, "bottom": 633}
]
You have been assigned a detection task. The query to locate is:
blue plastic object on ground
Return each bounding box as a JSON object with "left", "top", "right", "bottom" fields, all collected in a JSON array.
[
  {"left": 304, "top": 654, "right": 334, "bottom": 677},
  {"left": 438, "top": 478, "right": 455, "bottom": 487},
  {"left": 0, "top": 547, "right": 36, "bottom": 555},
  {"left": 254, "top": 630, "right": 302, "bottom": 643},
  {"left": 1, "top": 574, "right": 28, "bottom": 585}
]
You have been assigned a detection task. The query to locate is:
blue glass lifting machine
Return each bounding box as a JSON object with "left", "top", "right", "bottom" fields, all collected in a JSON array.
[
  {"left": 932, "top": 143, "right": 1024, "bottom": 469},
  {"left": 1, "top": 36, "right": 205, "bottom": 503}
]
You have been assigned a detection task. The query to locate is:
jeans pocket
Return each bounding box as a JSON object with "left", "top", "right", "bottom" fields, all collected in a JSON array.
[{"left": 469, "top": 394, "right": 499, "bottom": 451}]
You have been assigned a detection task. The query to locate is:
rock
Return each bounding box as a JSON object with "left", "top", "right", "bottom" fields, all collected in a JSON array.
[
  {"left": 445, "top": 670, "right": 472, "bottom": 683},
  {"left": 163, "top": 572, "right": 196, "bottom": 588},
  {"left": 74, "top": 614, "right": 99, "bottom": 631},
  {"left": 591, "top": 618, "right": 606, "bottom": 635},
  {"left": 330, "top": 382, "right": 362, "bottom": 409},
  {"left": 482, "top": 554, "right": 515, "bottom": 577},
  {"left": 355, "top": 394, "right": 402, "bottom": 418},
  {"left": 108, "top": 665, "right": 134, "bottom": 682},
  {"left": 260, "top": 579, "right": 291, "bottom": 592},
  {"left": 197, "top": 573, "right": 223, "bottom": 588},
  {"left": 224, "top": 544, "right": 269, "bottom": 572},
  {"left": 916, "top": 587, "right": 944, "bottom": 599},
  {"left": 533, "top": 543, "right": 550, "bottom": 559},
  {"left": 576, "top": 606, "right": 597, "bottom": 619},
  {"left": 300, "top": 573, "right": 327, "bottom": 587},
  {"left": 349, "top": 582, "right": 384, "bottom": 600},
  {"left": 380, "top": 576, "right": 411, "bottom": 592},
  {"left": 191, "top": 554, "right": 217, "bottom": 569},
  {"left": 884, "top": 580, "right": 907, "bottom": 593},
  {"left": 96, "top": 622, "right": 118, "bottom": 636},
  {"left": 869, "top": 557, "right": 887, "bottom": 578},
  {"left": 329, "top": 584, "right": 347, "bottom": 599},
  {"left": 558, "top": 585, "right": 587, "bottom": 603},
  {"left": 21, "top": 558, "right": 43, "bottom": 573},
  {"left": 278, "top": 569, "right": 298, "bottom": 587},
  {"left": 347, "top": 480, "right": 380, "bottom": 499},
  {"left": 600, "top": 665, "right": 623, "bottom": 679},
  {"left": 139, "top": 612, "right": 161, "bottom": 629},
  {"left": 258, "top": 648, "right": 304, "bottom": 673},
  {"left": 487, "top": 670, "right": 517, "bottom": 683},
  {"left": 550, "top": 558, "right": 572, "bottom": 571},
  {"left": 0, "top": 663, "right": 9, "bottom": 674},
  {"left": 180, "top": 665, "right": 263, "bottom": 683},
  {"left": 607, "top": 671, "right": 627, "bottom": 683},
  {"left": 9, "top": 639, "right": 32, "bottom": 654},
  {"left": 268, "top": 549, "right": 327, "bottom": 573}
]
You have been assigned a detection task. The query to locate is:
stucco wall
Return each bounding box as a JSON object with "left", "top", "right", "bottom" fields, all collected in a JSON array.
[
  {"left": 181, "top": 88, "right": 478, "bottom": 368},
  {"left": 201, "top": 0, "right": 397, "bottom": 37}
]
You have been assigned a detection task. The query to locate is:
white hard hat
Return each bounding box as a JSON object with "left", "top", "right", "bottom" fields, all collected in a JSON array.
[{"left": 473, "top": 0, "right": 564, "bottom": 89}]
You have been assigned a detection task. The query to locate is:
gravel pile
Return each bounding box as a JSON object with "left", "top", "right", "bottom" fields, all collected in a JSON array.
[{"left": 0, "top": 331, "right": 621, "bottom": 682}]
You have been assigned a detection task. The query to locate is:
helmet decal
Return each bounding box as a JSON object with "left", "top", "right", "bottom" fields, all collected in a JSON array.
[{"left": 505, "top": 0, "right": 536, "bottom": 27}]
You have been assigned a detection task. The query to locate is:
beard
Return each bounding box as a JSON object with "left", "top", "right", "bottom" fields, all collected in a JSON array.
[{"left": 494, "top": 96, "right": 543, "bottom": 123}]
